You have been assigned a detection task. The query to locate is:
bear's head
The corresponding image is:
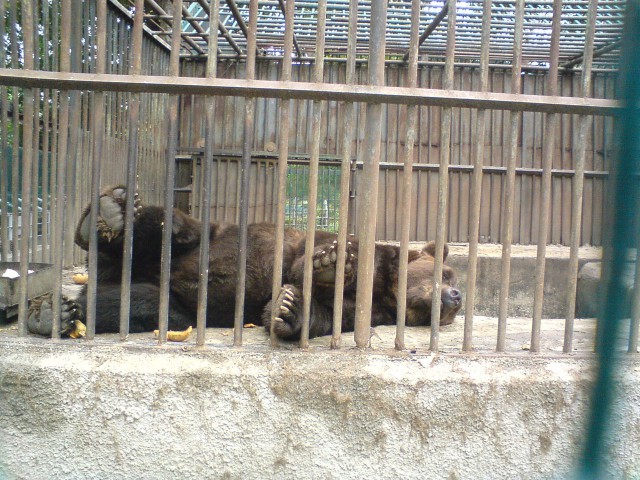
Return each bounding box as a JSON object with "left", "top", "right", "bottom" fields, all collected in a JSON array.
[{"left": 405, "top": 241, "right": 462, "bottom": 327}]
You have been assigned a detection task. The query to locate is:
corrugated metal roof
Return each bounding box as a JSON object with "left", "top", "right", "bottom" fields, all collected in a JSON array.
[{"left": 114, "top": 0, "right": 625, "bottom": 70}]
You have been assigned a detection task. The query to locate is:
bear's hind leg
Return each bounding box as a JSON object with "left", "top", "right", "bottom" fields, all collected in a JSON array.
[{"left": 75, "top": 185, "right": 142, "bottom": 251}]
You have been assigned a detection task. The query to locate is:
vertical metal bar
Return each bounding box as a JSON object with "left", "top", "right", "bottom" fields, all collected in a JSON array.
[
  {"left": 395, "top": 0, "right": 420, "bottom": 351},
  {"left": 233, "top": 0, "right": 258, "bottom": 347},
  {"left": 531, "top": 0, "right": 562, "bottom": 353},
  {"left": 196, "top": 0, "right": 220, "bottom": 347},
  {"left": 10, "top": 0, "right": 19, "bottom": 260},
  {"left": 496, "top": 0, "right": 524, "bottom": 352},
  {"left": 30, "top": 3, "right": 40, "bottom": 263},
  {"left": 65, "top": 0, "right": 82, "bottom": 268},
  {"left": 353, "top": 0, "right": 387, "bottom": 349},
  {"left": 462, "top": 0, "right": 491, "bottom": 352},
  {"left": 119, "top": 0, "right": 145, "bottom": 340},
  {"left": 299, "top": 0, "right": 327, "bottom": 349},
  {"left": 17, "top": 0, "right": 35, "bottom": 336},
  {"left": 0, "top": 0, "right": 8, "bottom": 261},
  {"left": 51, "top": 0, "right": 72, "bottom": 340},
  {"left": 331, "top": 0, "right": 358, "bottom": 350},
  {"left": 85, "top": 0, "right": 107, "bottom": 340},
  {"left": 270, "top": 0, "right": 295, "bottom": 348},
  {"left": 429, "top": 0, "right": 457, "bottom": 352},
  {"left": 158, "top": 0, "right": 182, "bottom": 345},
  {"left": 566, "top": 0, "right": 598, "bottom": 354},
  {"left": 40, "top": 0, "right": 51, "bottom": 263}
]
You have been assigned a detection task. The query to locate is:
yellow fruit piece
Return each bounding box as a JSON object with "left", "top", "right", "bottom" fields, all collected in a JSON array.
[
  {"left": 69, "top": 320, "right": 87, "bottom": 339},
  {"left": 153, "top": 325, "right": 193, "bottom": 342},
  {"left": 72, "top": 274, "right": 89, "bottom": 284},
  {"left": 243, "top": 323, "right": 257, "bottom": 328}
]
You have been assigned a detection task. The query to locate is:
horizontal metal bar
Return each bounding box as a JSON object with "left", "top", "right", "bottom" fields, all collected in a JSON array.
[{"left": 0, "top": 69, "right": 619, "bottom": 115}]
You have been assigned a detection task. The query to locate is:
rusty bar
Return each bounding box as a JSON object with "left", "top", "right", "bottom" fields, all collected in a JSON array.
[
  {"left": 0, "top": 70, "right": 619, "bottom": 116},
  {"left": 402, "top": 1, "right": 449, "bottom": 62},
  {"left": 40, "top": 0, "right": 50, "bottom": 263},
  {"left": 158, "top": 0, "right": 183, "bottom": 345},
  {"left": 276, "top": 0, "right": 302, "bottom": 58},
  {"left": 50, "top": 0, "right": 73, "bottom": 340},
  {"left": 566, "top": 0, "right": 598, "bottom": 354},
  {"left": 30, "top": 4, "right": 40, "bottom": 263},
  {"left": 531, "top": 0, "right": 562, "bottom": 353},
  {"left": 270, "top": 0, "right": 296, "bottom": 348},
  {"left": 119, "top": 0, "right": 145, "bottom": 340},
  {"left": 85, "top": 0, "right": 108, "bottom": 340},
  {"left": 225, "top": 0, "right": 249, "bottom": 38},
  {"left": 561, "top": 39, "right": 622, "bottom": 70},
  {"left": 64, "top": 0, "right": 82, "bottom": 268},
  {"left": 9, "top": 0, "right": 19, "bottom": 260},
  {"left": 463, "top": 0, "right": 492, "bottom": 352},
  {"left": 353, "top": 0, "right": 387, "bottom": 349},
  {"left": 17, "top": 0, "right": 36, "bottom": 336},
  {"left": 234, "top": 0, "right": 258, "bottom": 347},
  {"left": 196, "top": 0, "right": 220, "bottom": 347},
  {"left": 395, "top": 0, "right": 421, "bottom": 351},
  {"left": 331, "top": 0, "right": 358, "bottom": 350},
  {"left": 429, "top": 0, "right": 457, "bottom": 352},
  {"left": 0, "top": 0, "right": 8, "bottom": 261},
  {"left": 299, "top": 0, "right": 327, "bottom": 349},
  {"left": 496, "top": 0, "right": 525, "bottom": 352}
]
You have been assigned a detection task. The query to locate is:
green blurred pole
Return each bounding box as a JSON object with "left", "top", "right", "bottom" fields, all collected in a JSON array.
[{"left": 576, "top": 2, "right": 640, "bottom": 478}]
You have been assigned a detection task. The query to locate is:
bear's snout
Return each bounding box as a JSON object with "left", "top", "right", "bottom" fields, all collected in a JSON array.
[{"left": 443, "top": 287, "right": 461, "bottom": 308}]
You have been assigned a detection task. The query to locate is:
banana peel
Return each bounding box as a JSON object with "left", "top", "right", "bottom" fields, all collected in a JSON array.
[
  {"left": 69, "top": 320, "right": 87, "bottom": 339},
  {"left": 153, "top": 325, "right": 193, "bottom": 342},
  {"left": 72, "top": 274, "right": 89, "bottom": 284}
]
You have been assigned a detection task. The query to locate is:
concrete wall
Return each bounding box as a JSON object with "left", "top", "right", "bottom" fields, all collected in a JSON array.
[{"left": 1, "top": 338, "right": 639, "bottom": 480}]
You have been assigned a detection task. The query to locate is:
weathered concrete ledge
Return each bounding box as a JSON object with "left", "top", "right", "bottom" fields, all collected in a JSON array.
[{"left": 1, "top": 333, "right": 638, "bottom": 480}]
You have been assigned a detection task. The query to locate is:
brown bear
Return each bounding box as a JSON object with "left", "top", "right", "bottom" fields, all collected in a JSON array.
[{"left": 27, "top": 185, "right": 462, "bottom": 340}]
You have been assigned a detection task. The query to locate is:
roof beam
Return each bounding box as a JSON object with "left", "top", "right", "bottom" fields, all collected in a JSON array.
[
  {"left": 403, "top": 1, "right": 449, "bottom": 62},
  {"left": 561, "top": 38, "right": 622, "bottom": 69}
]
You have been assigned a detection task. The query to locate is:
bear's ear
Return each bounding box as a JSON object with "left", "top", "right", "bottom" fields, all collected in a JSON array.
[
  {"left": 407, "top": 250, "right": 422, "bottom": 263},
  {"left": 422, "top": 241, "right": 449, "bottom": 261}
]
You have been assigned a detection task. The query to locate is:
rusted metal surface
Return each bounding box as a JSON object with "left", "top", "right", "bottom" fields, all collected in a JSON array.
[
  {"left": 0, "top": 1, "right": 8, "bottom": 262},
  {"left": 353, "top": 0, "right": 387, "bottom": 349},
  {"left": 234, "top": 0, "right": 258, "bottom": 347},
  {"left": 331, "top": 0, "right": 358, "bottom": 350},
  {"left": 497, "top": 0, "right": 525, "bottom": 352},
  {"left": 119, "top": 0, "right": 145, "bottom": 340},
  {"left": 300, "top": 0, "right": 328, "bottom": 349},
  {"left": 158, "top": 0, "right": 183, "bottom": 345},
  {"left": 430, "top": 0, "right": 457, "bottom": 352},
  {"left": 0, "top": 69, "right": 618, "bottom": 116},
  {"left": 270, "top": 0, "right": 296, "bottom": 348},
  {"left": 463, "top": 0, "right": 492, "bottom": 352},
  {"left": 17, "top": 0, "right": 36, "bottom": 337},
  {"left": 196, "top": 0, "right": 220, "bottom": 347},
  {"left": 565, "top": 0, "right": 599, "bottom": 354},
  {"left": 395, "top": 0, "right": 421, "bottom": 352},
  {"left": 531, "top": 0, "right": 563, "bottom": 354},
  {"left": 86, "top": 0, "right": 109, "bottom": 340}
]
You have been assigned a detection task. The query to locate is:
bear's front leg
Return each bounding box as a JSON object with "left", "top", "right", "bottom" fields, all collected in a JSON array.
[
  {"left": 262, "top": 284, "right": 333, "bottom": 341},
  {"left": 27, "top": 292, "right": 84, "bottom": 337}
]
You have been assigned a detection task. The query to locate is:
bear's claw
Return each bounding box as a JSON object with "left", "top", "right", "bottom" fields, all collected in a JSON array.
[
  {"left": 268, "top": 284, "right": 303, "bottom": 339},
  {"left": 96, "top": 186, "right": 143, "bottom": 242},
  {"left": 312, "top": 240, "right": 356, "bottom": 285},
  {"left": 27, "top": 292, "right": 84, "bottom": 337}
]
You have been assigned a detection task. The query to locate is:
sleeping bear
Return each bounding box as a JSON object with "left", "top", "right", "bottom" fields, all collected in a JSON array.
[{"left": 27, "top": 185, "right": 462, "bottom": 340}]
